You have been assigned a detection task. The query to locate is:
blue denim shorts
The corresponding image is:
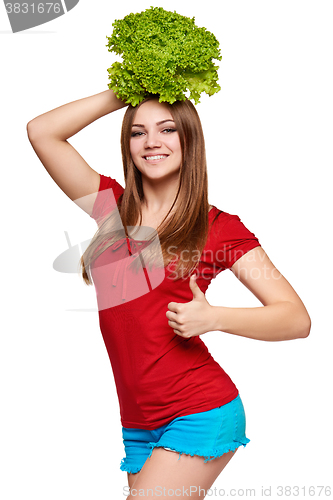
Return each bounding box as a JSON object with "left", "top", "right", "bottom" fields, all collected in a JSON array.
[{"left": 120, "top": 394, "right": 250, "bottom": 474}]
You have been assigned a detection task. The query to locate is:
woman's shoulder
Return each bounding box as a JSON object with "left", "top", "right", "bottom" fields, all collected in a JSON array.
[
  {"left": 208, "top": 205, "right": 260, "bottom": 244},
  {"left": 206, "top": 206, "right": 261, "bottom": 269},
  {"left": 209, "top": 205, "right": 242, "bottom": 227}
]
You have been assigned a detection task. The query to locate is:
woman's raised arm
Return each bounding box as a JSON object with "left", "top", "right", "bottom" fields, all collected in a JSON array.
[{"left": 27, "top": 89, "right": 127, "bottom": 215}]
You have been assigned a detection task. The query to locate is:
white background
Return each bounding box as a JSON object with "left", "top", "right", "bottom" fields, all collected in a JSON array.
[{"left": 1, "top": 1, "right": 332, "bottom": 499}]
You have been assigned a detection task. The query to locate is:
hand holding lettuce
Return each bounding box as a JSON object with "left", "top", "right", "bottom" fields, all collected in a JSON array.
[{"left": 106, "top": 7, "right": 222, "bottom": 106}]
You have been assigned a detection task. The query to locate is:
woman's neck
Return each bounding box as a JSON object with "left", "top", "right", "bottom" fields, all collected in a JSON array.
[{"left": 140, "top": 176, "right": 180, "bottom": 215}]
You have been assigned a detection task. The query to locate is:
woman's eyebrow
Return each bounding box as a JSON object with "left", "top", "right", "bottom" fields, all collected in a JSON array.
[
  {"left": 132, "top": 119, "right": 175, "bottom": 128},
  {"left": 157, "top": 119, "right": 175, "bottom": 126}
]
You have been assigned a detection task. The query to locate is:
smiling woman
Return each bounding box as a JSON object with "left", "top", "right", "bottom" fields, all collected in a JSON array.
[{"left": 27, "top": 85, "right": 310, "bottom": 499}]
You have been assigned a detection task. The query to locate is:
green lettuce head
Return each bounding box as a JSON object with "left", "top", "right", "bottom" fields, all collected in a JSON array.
[{"left": 106, "top": 6, "right": 222, "bottom": 106}]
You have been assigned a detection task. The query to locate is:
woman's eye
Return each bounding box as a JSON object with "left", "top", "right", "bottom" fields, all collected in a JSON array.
[
  {"left": 131, "top": 131, "right": 144, "bottom": 137},
  {"left": 162, "top": 128, "right": 177, "bottom": 134}
]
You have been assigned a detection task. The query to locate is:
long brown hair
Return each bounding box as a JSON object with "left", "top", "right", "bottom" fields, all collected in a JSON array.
[{"left": 80, "top": 96, "right": 210, "bottom": 285}]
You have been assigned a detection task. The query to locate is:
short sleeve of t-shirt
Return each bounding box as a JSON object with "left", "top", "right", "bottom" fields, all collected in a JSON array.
[
  {"left": 210, "top": 212, "right": 261, "bottom": 271},
  {"left": 90, "top": 174, "right": 124, "bottom": 223}
]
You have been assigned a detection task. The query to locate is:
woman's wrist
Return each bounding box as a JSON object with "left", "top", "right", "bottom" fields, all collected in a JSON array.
[
  {"left": 211, "top": 306, "right": 226, "bottom": 333},
  {"left": 103, "top": 88, "right": 128, "bottom": 114}
]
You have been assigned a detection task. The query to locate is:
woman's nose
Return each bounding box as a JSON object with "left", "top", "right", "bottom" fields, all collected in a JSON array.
[{"left": 144, "top": 131, "right": 161, "bottom": 149}]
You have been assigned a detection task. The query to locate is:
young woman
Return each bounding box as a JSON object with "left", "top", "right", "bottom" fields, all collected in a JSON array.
[{"left": 27, "top": 89, "right": 311, "bottom": 499}]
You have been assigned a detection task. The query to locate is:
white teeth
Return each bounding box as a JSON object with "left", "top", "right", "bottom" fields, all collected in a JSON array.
[{"left": 144, "top": 155, "right": 168, "bottom": 160}]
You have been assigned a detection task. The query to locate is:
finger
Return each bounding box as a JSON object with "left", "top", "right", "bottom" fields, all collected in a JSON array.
[
  {"left": 168, "top": 320, "right": 181, "bottom": 329},
  {"left": 166, "top": 311, "right": 178, "bottom": 321},
  {"left": 173, "top": 328, "right": 183, "bottom": 336},
  {"left": 168, "top": 302, "right": 179, "bottom": 312},
  {"left": 189, "top": 274, "right": 203, "bottom": 299}
]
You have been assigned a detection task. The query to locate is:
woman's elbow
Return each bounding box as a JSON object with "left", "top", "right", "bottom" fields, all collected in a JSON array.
[
  {"left": 296, "top": 311, "right": 311, "bottom": 339},
  {"left": 27, "top": 119, "right": 40, "bottom": 142}
]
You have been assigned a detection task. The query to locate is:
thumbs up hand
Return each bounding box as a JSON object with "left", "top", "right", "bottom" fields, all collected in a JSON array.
[{"left": 166, "top": 275, "right": 217, "bottom": 338}]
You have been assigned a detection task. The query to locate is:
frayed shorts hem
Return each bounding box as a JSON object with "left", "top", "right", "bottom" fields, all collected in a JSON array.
[
  {"left": 120, "top": 458, "right": 143, "bottom": 474},
  {"left": 120, "top": 438, "right": 250, "bottom": 473},
  {"left": 147, "top": 437, "right": 250, "bottom": 463}
]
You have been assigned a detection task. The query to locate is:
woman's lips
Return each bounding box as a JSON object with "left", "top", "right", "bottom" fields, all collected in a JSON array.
[{"left": 143, "top": 154, "right": 169, "bottom": 163}]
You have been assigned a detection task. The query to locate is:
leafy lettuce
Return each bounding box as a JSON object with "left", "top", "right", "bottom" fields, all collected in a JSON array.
[{"left": 106, "top": 6, "right": 222, "bottom": 106}]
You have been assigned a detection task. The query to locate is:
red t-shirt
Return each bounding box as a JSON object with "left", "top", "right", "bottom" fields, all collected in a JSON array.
[{"left": 90, "top": 174, "right": 261, "bottom": 429}]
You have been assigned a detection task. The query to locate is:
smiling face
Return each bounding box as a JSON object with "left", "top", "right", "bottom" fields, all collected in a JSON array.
[{"left": 129, "top": 99, "right": 182, "bottom": 183}]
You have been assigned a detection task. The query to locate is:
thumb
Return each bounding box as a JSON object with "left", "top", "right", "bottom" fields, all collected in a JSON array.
[{"left": 189, "top": 274, "right": 203, "bottom": 299}]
